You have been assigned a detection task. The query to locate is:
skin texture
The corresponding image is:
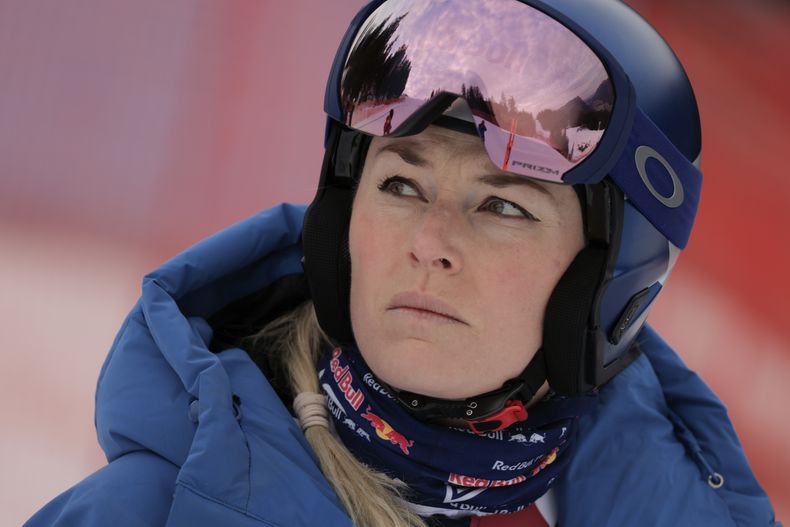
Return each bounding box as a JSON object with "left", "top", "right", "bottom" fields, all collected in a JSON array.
[{"left": 348, "top": 125, "right": 584, "bottom": 400}]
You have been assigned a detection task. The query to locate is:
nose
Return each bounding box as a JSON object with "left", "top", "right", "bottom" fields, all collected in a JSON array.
[{"left": 409, "top": 206, "right": 462, "bottom": 274}]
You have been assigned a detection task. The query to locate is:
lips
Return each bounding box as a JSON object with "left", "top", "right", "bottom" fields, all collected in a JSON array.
[{"left": 387, "top": 291, "right": 468, "bottom": 324}]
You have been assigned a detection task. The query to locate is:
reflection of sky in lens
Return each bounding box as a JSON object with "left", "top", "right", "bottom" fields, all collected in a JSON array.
[{"left": 359, "top": 0, "right": 609, "bottom": 115}]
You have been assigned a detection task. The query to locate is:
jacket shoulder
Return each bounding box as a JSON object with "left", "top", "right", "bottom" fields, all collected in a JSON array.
[
  {"left": 637, "top": 326, "right": 781, "bottom": 526},
  {"left": 25, "top": 451, "right": 178, "bottom": 527},
  {"left": 557, "top": 326, "right": 781, "bottom": 526}
]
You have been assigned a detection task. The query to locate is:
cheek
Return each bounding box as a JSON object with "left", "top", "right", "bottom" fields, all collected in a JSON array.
[
  {"left": 349, "top": 207, "right": 372, "bottom": 268},
  {"left": 348, "top": 207, "right": 373, "bottom": 346},
  {"left": 348, "top": 200, "right": 398, "bottom": 319},
  {"left": 349, "top": 206, "right": 373, "bottom": 298},
  {"left": 349, "top": 202, "right": 391, "bottom": 277},
  {"left": 480, "top": 244, "right": 575, "bottom": 334},
  {"left": 486, "top": 259, "right": 545, "bottom": 322}
]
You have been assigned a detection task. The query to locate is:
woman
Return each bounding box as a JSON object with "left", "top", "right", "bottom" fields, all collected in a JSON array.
[{"left": 26, "top": 0, "right": 780, "bottom": 526}]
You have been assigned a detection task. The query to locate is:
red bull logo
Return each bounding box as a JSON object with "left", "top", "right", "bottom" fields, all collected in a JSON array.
[
  {"left": 531, "top": 447, "right": 560, "bottom": 476},
  {"left": 361, "top": 406, "right": 414, "bottom": 455},
  {"left": 329, "top": 348, "right": 365, "bottom": 410}
]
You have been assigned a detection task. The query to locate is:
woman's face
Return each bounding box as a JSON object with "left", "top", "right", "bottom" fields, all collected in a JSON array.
[{"left": 348, "top": 125, "right": 584, "bottom": 399}]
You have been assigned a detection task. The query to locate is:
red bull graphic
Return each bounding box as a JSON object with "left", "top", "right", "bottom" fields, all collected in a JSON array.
[
  {"left": 448, "top": 473, "right": 527, "bottom": 488},
  {"left": 531, "top": 447, "right": 559, "bottom": 476},
  {"left": 329, "top": 347, "right": 365, "bottom": 410},
  {"left": 361, "top": 406, "right": 414, "bottom": 455}
]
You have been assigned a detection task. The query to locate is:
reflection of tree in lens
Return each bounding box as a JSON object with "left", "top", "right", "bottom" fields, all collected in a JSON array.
[
  {"left": 490, "top": 92, "right": 537, "bottom": 138},
  {"left": 582, "top": 80, "right": 614, "bottom": 130},
  {"left": 461, "top": 83, "right": 496, "bottom": 123},
  {"left": 536, "top": 79, "right": 614, "bottom": 159},
  {"left": 549, "top": 127, "right": 570, "bottom": 158},
  {"left": 460, "top": 84, "right": 541, "bottom": 140},
  {"left": 341, "top": 15, "right": 413, "bottom": 111}
]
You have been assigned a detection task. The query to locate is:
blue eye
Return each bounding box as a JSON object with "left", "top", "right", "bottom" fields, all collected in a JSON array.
[{"left": 480, "top": 197, "right": 540, "bottom": 222}]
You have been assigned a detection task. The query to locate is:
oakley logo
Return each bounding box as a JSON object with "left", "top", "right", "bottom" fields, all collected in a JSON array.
[{"left": 635, "top": 146, "right": 684, "bottom": 208}]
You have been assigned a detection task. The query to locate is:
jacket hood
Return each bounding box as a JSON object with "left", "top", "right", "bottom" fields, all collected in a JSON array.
[{"left": 93, "top": 203, "right": 353, "bottom": 525}]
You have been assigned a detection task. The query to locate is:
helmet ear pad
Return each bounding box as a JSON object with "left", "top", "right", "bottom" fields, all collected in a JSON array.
[
  {"left": 543, "top": 179, "right": 641, "bottom": 395},
  {"left": 302, "top": 184, "right": 354, "bottom": 342},
  {"left": 302, "top": 125, "right": 371, "bottom": 344},
  {"left": 542, "top": 242, "right": 608, "bottom": 395}
]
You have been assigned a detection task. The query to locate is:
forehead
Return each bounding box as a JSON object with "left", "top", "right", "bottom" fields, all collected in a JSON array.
[{"left": 369, "top": 126, "right": 492, "bottom": 166}]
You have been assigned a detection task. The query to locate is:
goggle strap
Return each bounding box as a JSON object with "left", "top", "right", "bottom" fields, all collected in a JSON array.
[{"left": 609, "top": 107, "right": 703, "bottom": 249}]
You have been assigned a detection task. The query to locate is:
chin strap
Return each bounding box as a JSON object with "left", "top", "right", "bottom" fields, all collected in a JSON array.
[{"left": 395, "top": 349, "right": 547, "bottom": 435}]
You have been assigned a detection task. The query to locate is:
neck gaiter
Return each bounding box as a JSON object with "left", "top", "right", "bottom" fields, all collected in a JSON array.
[{"left": 317, "top": 345, "right": 596, "bottom": 517}]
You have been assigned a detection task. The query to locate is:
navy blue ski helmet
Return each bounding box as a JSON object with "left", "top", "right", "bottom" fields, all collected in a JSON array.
[{"left": 302, "top": 0, "right": 702, "bottom": 418}]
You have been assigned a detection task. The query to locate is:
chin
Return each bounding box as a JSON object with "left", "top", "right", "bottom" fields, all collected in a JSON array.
[
  {"left": 359, "top": 339, "right": 447, "bottom": 395},
  {"left": 371, "top": 351, "right": 499, "bottom": 400}
]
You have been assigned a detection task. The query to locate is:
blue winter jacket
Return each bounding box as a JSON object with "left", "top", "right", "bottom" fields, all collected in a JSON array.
[{"left": 26, "top": 204, "right": 780, "bottom": 526}]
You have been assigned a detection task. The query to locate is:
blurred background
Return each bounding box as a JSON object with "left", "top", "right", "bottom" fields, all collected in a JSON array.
[{"left": 1, "top": 0, "right": 788, "bottom": 524}]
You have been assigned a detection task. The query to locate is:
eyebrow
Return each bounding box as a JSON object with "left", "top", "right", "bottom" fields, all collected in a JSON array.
[
  {"left": 376, "top": 140, "right": 433, "bottom": 168},
  {"left": 477, "top": 174, "right": 554, "bottom": 199}
]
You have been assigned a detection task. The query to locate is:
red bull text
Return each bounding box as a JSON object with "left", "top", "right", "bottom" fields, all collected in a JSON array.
[
  {"left": 448, "top": 473, "right": 527, "bottom": 488},
  {"left": 329, "top": 348, "right": 365, "bottom": 410}
]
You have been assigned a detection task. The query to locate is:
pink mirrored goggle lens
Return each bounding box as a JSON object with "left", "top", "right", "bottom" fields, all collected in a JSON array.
[{"left": 340, "top": 0, "right": 615, "bottom": 182}]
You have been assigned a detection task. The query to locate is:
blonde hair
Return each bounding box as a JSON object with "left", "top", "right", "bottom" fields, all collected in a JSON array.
[{"left": 245, "top": 301, "right": 427, "bottom": 527}]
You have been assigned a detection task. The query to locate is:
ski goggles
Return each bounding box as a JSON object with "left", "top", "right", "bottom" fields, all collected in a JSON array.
[{"left": 324, "top": 0, "right": 703, "bottom": 248}]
